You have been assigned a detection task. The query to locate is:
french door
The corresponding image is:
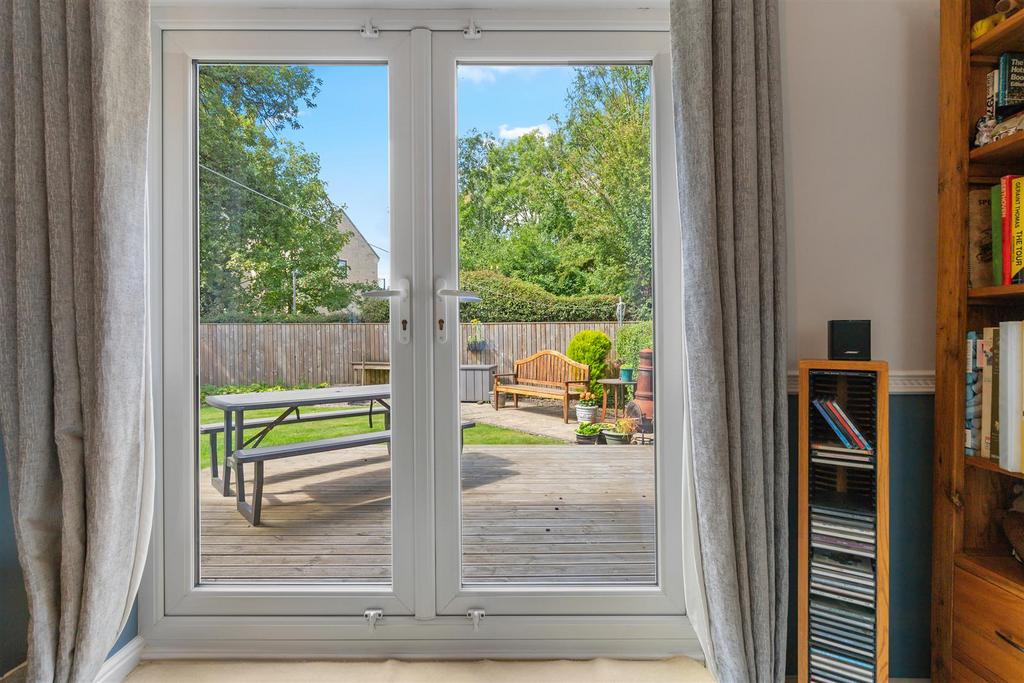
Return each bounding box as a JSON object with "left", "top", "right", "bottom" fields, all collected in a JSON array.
[{"left": 158, "top": 25, "right": 684, "bottom": 634}]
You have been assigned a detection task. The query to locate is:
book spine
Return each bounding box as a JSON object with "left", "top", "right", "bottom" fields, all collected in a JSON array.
[
  {"left": 993, "top": 184, "right": 1003, "bottom": 286},
  {"left": 969, "top": 188, "right": 994, "bottom": 288},
  {"left": 1000, "top": 53, "right": 1024, "bottom": 115},
  {"left": 1002, "top": 176, "right": 1017, "bottom": 284},
  {"left": 993, "top": 326, "right": 1001, "bottom": 462},
  {"left": 988, "top": 69, "right": 999, "bottom": 118},
  {"left": 1014, "top": 177, "right": 1024, "bottom": 284},
  {"left": 982, "top": 327, "right": 995, "bottom": 460},
  {"left": 813, "top": 399, "right": 855, "bottom": 449}
]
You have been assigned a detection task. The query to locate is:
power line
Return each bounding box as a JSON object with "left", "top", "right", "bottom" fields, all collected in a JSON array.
[{"left": 198, "top": 163, "right": 391, "bottom": 255}]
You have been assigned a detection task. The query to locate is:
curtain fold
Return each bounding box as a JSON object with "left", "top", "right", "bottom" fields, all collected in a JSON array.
[
  {"left": 0, "top": 1, "right": 153, "bottom": 681},
  {"left": 670, "top": 0, "right": 788, "bottom": 680}
]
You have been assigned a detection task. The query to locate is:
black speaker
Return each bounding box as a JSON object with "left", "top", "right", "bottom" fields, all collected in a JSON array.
[{"left": 828, "top": 320, "right": 871, "bottom": 361}]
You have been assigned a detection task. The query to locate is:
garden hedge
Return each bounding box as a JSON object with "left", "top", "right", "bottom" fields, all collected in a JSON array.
[{"left": 458, "top": 270, "right": 620, "bottom": 322}]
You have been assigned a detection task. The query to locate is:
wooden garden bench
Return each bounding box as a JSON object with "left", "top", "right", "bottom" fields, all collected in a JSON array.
[
  {"left": 492, "top": 349, "right": 590, "bottom": 423},
  {"left": 233, "top": 421, "right": 476, "bottom": 526}
]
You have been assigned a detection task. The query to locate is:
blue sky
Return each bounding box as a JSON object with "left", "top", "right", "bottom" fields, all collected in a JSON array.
[{"left": 279, "top": 64, "right": 575, "bottom": 282}]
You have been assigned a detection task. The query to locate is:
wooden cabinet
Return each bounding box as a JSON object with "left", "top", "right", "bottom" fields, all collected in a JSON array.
[
  {"left": 934, "top": 2, "right": 1024, "bottom": 680},
  {"left": 953, "top": 567, "right": 1024, "bottom": 681}
]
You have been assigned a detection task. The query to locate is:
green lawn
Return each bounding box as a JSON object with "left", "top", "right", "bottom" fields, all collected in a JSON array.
[{"left": 197, "top": 404, "right": 560, "bottom": 469}]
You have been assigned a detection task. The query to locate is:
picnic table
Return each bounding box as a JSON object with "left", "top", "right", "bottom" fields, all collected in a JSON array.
[{"left": 205, "top": 384, "right": 391, "bottom": 498}]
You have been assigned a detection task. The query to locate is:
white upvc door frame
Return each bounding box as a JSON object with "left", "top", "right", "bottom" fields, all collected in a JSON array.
[
  {"left": 159, "top": 28, "right": 418, "bottom": 617},
  {"left": 145, "top": 9, "right": 697, "bottom": 658},
  {"left": 431, "top": 30, "right": 686, "bottom": 617}
]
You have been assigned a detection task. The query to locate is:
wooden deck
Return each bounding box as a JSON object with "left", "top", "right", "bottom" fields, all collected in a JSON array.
[{"left": 200, "top": 444, "right": 655, "bottom": 585}]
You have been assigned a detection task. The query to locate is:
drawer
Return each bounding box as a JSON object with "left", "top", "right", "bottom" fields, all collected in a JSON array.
[{"left": 953, "top": 567, "right": 1024, "bottom": 682}]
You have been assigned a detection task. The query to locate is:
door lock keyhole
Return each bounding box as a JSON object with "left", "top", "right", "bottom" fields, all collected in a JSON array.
[
  {"left": 438, "top": 318, "right": 445, "bottom": 331},
  {"left": 401, "top": 319, "right": 408, "bottom": 331}
]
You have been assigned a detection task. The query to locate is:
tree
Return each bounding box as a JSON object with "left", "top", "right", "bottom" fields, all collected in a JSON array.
[
  {"left": 456, "top": 65, "right": 653, "bottom": 319},
  {"left": 198, "top": 65, "right": 354, "bottom": 317}
]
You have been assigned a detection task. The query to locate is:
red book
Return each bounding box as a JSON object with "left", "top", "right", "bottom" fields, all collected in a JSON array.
[{"left": 1003, "top": 176, "right": 1022, "bottom": 284}]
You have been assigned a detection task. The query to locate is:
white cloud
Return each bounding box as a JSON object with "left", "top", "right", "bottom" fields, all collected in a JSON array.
[
  {"left": 497, "top": 123, "right": 552, "bottom": 140},
  {"left": 457, "top": 65, "right": 521, "bottom": 84}
]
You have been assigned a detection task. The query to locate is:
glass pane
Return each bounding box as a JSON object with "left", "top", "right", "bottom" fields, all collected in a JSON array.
[
  {"left": 195, "top": 63, "right": 393, "bottom": 584},
  {"left": 456, "top": 64, "right": 656, "bottom": 586}
]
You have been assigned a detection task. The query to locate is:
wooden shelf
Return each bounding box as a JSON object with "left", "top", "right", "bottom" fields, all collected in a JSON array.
[
  {"left": 970, "top": 130, "right": 1024, "bottom": 166},
  {"left": 965, "top": 456, "right": 1024, "bottom": 480},
  {"left": 956, "top": 552, "right": 1024, "bottom": 601},
  {"left": 967, "top": 283, "right": 1024, "bottom": 302},
  {"left": 972, "top": 10, "right": 1024, "bottom": 57}
]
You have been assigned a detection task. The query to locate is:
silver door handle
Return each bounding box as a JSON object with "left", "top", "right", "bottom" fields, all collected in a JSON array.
[
  {"left": 362, "top": 278, "right": 410, "bottom": 344},
  {"left": 434, "top": 280, "right": 480, "bottom": 344}
]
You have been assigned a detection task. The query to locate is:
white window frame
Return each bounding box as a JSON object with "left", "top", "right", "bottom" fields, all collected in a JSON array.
[
  {"left": 431, "top": 30, "right": 686, "bottom": 617},
  {"left": 144, "top": 7, "right": 698, "bottom": 659}
]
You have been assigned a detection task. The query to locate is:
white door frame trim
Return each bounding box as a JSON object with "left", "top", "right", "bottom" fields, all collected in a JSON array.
[{"left": 144, "top": 8, "right": 697, "bottom": 659}]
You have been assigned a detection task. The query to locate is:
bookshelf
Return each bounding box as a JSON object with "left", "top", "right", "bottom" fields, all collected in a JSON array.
[
  {"left": 935, "top": 2, "right": 1024, "bottom": 680},
  {"left": 798, "top": 360, "right": 889, "bottom": 683}
]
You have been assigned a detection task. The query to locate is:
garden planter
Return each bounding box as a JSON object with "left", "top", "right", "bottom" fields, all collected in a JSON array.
[
  {"left": 467, "top": 340, "right": 487, "bottom": 352},
  {"left": 575, "top": 433, "right": 599, "bottom": 445},
  {"left": 619, "top": 367, "right": 634, "bottom": 382},
  {"left": 576, "top": 404, "right": 598, "bottom": 423},
  {"left": 601, "top": 430, "right": 632, "bottom": 445}
]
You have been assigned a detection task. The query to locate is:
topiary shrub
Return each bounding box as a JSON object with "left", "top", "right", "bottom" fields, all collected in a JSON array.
[
  {"left": 616, "top": 320, "right": 653, "bottom": 369},
  {"left": 566, "top": 329, "right": 613, "bottom": 394},
  {"left": 459, "top": 270, "right": 620, "bottom": 322}
]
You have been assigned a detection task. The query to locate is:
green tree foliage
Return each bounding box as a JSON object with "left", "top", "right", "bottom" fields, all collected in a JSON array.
[
  {"left": 459, "top": 271, "right": 618, "bottom": 322},
  {"left": 566, "top": 330, "right": 613, "bottom": 394},
  {"left": 198, "top": 65, "right": 354, "bottom": 318},
  {"left": 458, "top": 66, "right": 652, "bottom": 318}
]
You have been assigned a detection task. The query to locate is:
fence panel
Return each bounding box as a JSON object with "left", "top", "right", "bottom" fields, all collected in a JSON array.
[{"left": 199, "top": 322, "right": 621, "bottom": 386}]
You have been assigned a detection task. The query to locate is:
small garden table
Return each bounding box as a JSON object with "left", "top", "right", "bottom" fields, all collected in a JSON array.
[{"left": 597, "top": 378, "right": 637, "bottom": 422}]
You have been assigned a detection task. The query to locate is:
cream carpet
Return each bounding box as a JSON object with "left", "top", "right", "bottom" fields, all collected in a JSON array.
[{"left": 125, "top": 657, "right": 713, "bottom": 682}]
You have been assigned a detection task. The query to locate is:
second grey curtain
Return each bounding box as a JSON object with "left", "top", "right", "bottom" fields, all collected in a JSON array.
[
  {"left": 670, "top": 0, "right": 788, "bottom": 680},
  {"left": 0, "top": 1, "right": 153, "bottom": 681}
]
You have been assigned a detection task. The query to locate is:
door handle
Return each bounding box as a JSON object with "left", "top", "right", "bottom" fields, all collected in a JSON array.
[
  {"left": 363, "top": 278, "right": 410, "bottom": 345},
  {"left": 434, "top": 279, "right": 481, "bottom": 344}
]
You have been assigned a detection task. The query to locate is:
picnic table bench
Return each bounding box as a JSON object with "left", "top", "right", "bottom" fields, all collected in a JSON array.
[
  {"left": 492, "top": 349, "right": 590, "bottom": 423},
  {"left": 234, "top": 420, "right": 477, "bottom": 525}
]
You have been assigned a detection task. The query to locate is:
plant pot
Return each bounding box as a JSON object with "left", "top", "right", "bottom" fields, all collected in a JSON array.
[
  {"left": 467, "top": 340, "right": 486, "bottom": 352},
  {"left": 601, "top": 430, "right": 632, "bottom": 445},
  {"left": 619, "top": 367, "right": 635, "bottom": 382},
  {"left": 576, "top": 404, "right": 598, "bottom": 423},
  {"left": 575, "top": 433, "right": 599, "bottom": 445}
]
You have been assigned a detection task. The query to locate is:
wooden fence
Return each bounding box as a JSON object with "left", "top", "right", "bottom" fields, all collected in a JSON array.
[{"left": 199, "top": 322, "right": 621, "bottom": 387}]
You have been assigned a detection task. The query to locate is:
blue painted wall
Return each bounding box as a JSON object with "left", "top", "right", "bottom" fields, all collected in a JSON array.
[
  {"left": 786, "top": 394, "right": 935, "bottom": 678},
  {"left": 0, "top": 435, "right": 138, "bottom": 676}
]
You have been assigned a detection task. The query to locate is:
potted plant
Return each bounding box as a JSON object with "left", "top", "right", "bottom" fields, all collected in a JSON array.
[
  {"left": 575, "top": 421, "right": 602, "bottom": 445},
  {"left": 466, "top": 318, "right": 486, "bottom": 352},
  {"left": 575, "top": 391, "right": 600, "bottom": 423},
  {"left": 619, "top": 365, "right": 635, "bottom": 382},
  {"left": 601, "top": 417, "right": 637, "bottom": 445}
]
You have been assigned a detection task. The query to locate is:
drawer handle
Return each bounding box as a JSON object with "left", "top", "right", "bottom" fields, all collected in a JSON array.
[{"left": 996, "top": 630, "right": 1024, "bottom": 654}]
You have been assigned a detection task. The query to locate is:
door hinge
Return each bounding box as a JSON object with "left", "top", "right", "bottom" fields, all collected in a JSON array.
[
  {"left": 360, "top": 20, "right": 380, "bottom": 39},
  {"left": 467, "top": 608, "right": 486, "bottom": 631},
  {"left": 363, "top": 608, "right": 384, "bottom": 631},
  {"left": 463, "top": 18, "right": 483, "bottom": 40}
]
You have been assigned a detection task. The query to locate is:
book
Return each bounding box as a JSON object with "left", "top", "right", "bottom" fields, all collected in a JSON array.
[
  {"left": 966, "top": 331, "right": 982, "bottom": 455},
  {"left": 993, "top": 184, "right": 1003, "bottom": 285},
  {"left": 1014, "top": 177, "right": 1024, "bottom": 284},
  {"left": 998, "top": 52, "right": 1024, "bottom": 120},
  {"left": 969, "top": 188, "right": 994, "bottom": 288},
  {"left": 1001, "top": 176, "right": 1023, "bottom": 284},
  {"left": 988, "top": 68, "right": 999, "bottom": 119},
  {"left": 1000, "top": 321, "right": 1023, "bottom": 472},
  {"left": 982, "top": 327, "right": 995, "bottom": 459}
]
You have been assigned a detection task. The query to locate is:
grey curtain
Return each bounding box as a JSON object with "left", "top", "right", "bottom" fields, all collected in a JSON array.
[
  {"left": 670, "top": 0, "right": 788, "bottom": 681},
  {"left": 0, "top": 1, "right": 153, "bottom": 681}
]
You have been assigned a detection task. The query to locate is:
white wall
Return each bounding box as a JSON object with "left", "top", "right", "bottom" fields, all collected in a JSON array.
[{"left": 781, "top": 0, "right": 939, "bottom": 373}]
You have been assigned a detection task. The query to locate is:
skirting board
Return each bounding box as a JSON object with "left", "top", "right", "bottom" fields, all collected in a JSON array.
[
  {"left": 787, "top": 370, "right": 934, "bottom": 395},
  {"left": 96, "top": 636, "right": 146, "bottom": 683}
]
